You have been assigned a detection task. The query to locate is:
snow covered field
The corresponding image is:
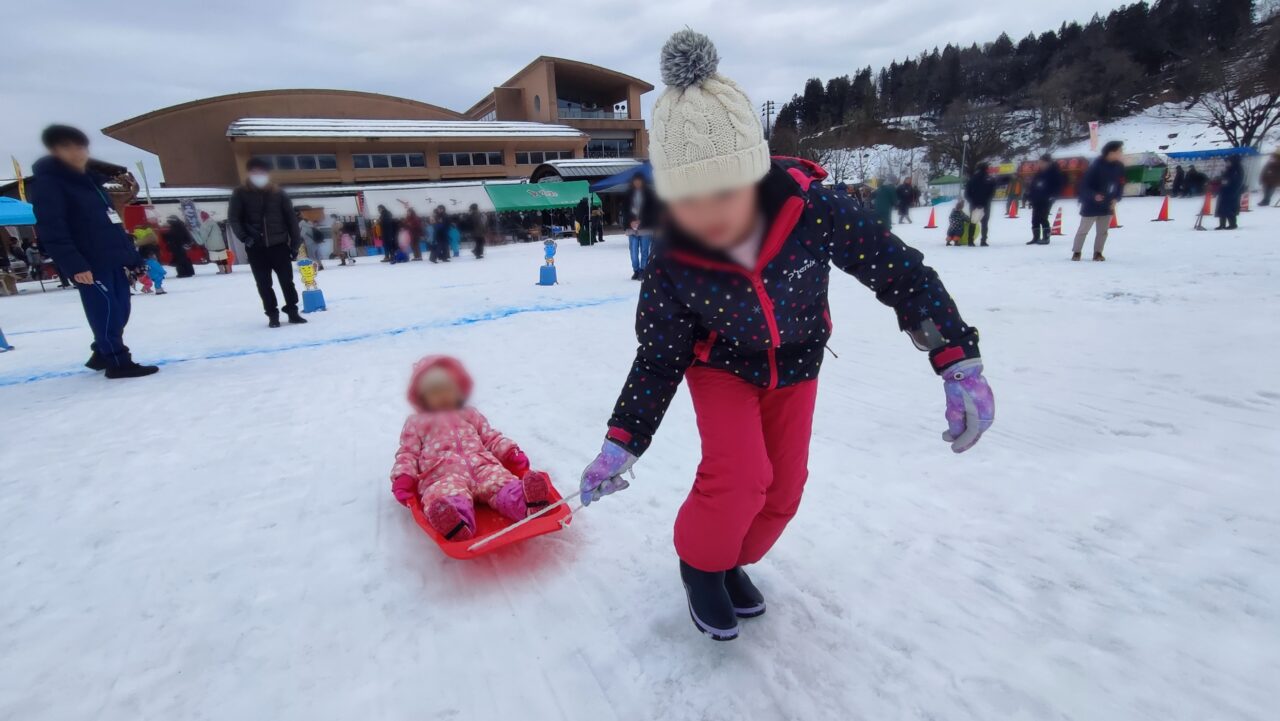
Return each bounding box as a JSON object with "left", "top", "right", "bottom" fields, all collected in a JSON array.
[{"left": 1, "top": 196, "right": 1277, "bottom": 721}]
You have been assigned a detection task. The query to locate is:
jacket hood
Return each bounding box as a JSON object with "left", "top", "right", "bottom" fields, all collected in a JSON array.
[
  {"left": 406, "top": 355, "right": 473, "bottom": 411},
  {"left": 32, "top": 155, "right": 86, "bottom": 178}
]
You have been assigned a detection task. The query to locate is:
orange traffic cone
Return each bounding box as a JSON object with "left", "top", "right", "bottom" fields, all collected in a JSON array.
[
  {"left": 1051, "top": 208, "right": 1064, "bottom": 235},
  {"left": 1151, "top": 195, "right": 1173, "bottom": 222},
  {"left": 924, "top": 207, "right": 938, "bottom": 228},
  {"left": 1241, "top": 192, "right": 1251, "bottom": 212},
  {"left": 1194, "top": 191, "right": 1213, "bottom": 230},
  {"left": 1006, "top": 200, "right": 1019, "bottom": 218},
  {"left": 1109, "top": 211, "right": 1121, "bottom": 229}
]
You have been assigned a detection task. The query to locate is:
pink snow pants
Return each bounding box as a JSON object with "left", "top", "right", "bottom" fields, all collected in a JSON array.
[{"left": 674, "top": 367, "right": 818, "bottom": 572}]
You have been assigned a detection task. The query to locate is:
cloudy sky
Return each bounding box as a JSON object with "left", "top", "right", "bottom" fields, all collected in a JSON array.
[{"left": 5, "top": 0, "right": 1128, "bottom": 183}]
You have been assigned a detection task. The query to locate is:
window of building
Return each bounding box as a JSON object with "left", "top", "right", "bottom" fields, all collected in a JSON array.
[
  {"left": 478, "top": 110, "right": 496, "bottom": 122},
  {"left": 513, "top": 150, "right": 574, "bottom": 165},
  {"left": 250, "top": 154, "right": 337, "bottom": 172},
  {"left": 352, "top": 153, "right": 427, "bottom": 171},
  {"left": 439, "top": 151, "right": 507, "bottom": 168},
  {"left": 534, "top": 95, "right": 541, "bottom": 113},
  {"left": 585, "top": 138, "right": 635, "bottom": 159},
  {"left": 515, "top": 152, "right": 530, "bottom": 165}
]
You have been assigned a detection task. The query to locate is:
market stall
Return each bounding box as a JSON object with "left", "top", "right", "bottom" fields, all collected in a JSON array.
[{"left": 484, "top": 181, "right": 599, "bottom": 242}]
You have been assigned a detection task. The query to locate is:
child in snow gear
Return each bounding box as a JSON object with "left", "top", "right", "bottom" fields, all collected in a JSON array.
[
  {"left": 391, "top": 355, "right": 552, "bottom": 541},
  {"left": 579, "top": 30, "right": 995, "bottom": 642},
  {"left": 1072, "top": 141, "right": 1126, "bottom": 261},
  {"left": 946, "top": 199, "right": 970, "bottom": 246},
  {"left": 1215, "top": 156, "right": 1245, "bottom": 230},
  {"left": 1026, "top": 154, "right": 1064, "bottom": 245},
  {"left": 145, "top": 253, "right": 167, "bottom": 295}
]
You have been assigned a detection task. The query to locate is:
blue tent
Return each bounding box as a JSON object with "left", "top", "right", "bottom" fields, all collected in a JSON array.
[
  {"left": 1166, "top": 147, "right": 1260, "bottom": 162},
  {"left": 589, "top": 161, "right": 652, "bottom": 193},
  {"left": 0, "top": 197, "right": 36, "bottom": 225}
]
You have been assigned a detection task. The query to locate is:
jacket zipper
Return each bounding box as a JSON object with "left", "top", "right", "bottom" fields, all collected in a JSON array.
[{"left": 750, "top": 276, "right": 781, "bottom": 389}]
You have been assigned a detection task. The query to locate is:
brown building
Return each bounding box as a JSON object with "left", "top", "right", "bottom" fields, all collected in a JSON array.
[{"left": 102, "top": 57, "right": 653, "bottom": 188}]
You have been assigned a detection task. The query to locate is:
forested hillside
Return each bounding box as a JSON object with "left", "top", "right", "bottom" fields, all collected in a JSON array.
[{"left": 769, "top": 0, "right": 1279, "bottom": 169}]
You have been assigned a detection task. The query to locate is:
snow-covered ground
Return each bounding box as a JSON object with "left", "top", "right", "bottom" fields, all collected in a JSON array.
[
  {"left": 1, "top": 196, "right": 1277, "bottom": 721},
  {"left": 1053, "top": 102, "right": 1248, "bottom": 156}
]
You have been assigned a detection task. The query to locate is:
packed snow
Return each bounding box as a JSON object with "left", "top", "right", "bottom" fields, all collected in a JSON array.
[{"left": 1, "top": 196, "right": 1277, "bottom": 721}]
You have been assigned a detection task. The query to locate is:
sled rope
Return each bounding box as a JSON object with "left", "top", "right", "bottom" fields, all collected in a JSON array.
[{"left": 466, "top": 494, "right": 583, "bottom": 552}]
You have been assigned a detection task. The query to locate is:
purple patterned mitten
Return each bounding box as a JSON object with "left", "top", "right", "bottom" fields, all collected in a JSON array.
[
  {"left": 579, "top": 441, "right": 637, "bottom": 506},
  {"left": 941, "top": 359, "right": 995, "bottom": 453}
]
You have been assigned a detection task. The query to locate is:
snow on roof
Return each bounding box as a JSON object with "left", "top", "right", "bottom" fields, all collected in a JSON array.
[
  {"left": 126, "top": 179, "right": 525, "bottom": 203},
  {"left": 226, "top": 118, "right": 585, "bottom": 139},
  {"left": 538, "top": 158, "right": 640, "bottom": 178}
]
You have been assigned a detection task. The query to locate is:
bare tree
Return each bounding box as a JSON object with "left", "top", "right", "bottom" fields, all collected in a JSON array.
[
  {"left": 1184, "top": 19, "right": 1280, "bottom": 148},
  {"left": 926, "top": 102, "right": 1020, "bottom": 175}
]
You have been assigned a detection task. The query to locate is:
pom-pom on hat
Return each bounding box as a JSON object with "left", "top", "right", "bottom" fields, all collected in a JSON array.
[{"left": 650, "top": 29, "right": 770, "bottom": 201}]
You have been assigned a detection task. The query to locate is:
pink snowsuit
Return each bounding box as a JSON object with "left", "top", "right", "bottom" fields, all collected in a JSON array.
[{"left": 390, "top": 356, "right": 529, "bottom": 523}]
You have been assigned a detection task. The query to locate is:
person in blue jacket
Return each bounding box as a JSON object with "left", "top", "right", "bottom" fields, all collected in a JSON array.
[
  {"left": 1071, "top": 141, "right": 1126, "bottom": 262},
  {"left": 1214, "top": 155, "right": 1245, "bottom": 230},
  {"left": 28, "top": 125, "right": 158, "bottom": 378},
  {"left": 1025, "top": 154, "right": 1064, "bottom": 245}
]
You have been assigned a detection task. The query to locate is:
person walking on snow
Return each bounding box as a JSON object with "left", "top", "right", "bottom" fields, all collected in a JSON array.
[
  {"left": 28, "top": 124, "right": 158, "bottom": 378},
  {"left": 1261, "top": 151, "right": 1280, "bottom": 207},
  {"left": 1170, "top": 164, "right": 1185, "bottom": 198},
  {"left": 1071, "top": 141, "right": 1126, "bottom": 261},
  {"left": 622, "top": 173, "right": 659, "bottom": 279},
  {"left": 1026, "top": 154, "right": 1064, "bottom": 245},
  {"left": 163, "top": 216, "right": 196, "bottom": 278},
  {"left": 198, "top": 211, "right": 230, "bottom": 274},
  {"left": 963, "top": 162, "right": 997, "bottom": 246},
  {"left": 895, "top": 179, "right": 917, "bottom": 224},
  {"left": 872, "top": 180, "right": 896, "bottom": 228},
  {"left": 1214, "top": 155, "right": 1245, "bottom": 230},
  {"left": 227, "top": 158, "right": 307, "bottom": 327},
  {"left": 577, "top": 30, "right": 995, "bottom": 642}
]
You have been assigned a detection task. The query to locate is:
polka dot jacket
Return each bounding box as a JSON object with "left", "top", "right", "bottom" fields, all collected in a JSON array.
[{"left": 605, "top": 157, "right": 981, "bottom": 457}]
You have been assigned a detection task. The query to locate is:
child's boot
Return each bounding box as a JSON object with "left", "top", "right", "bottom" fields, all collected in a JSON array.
[
  {"left": 679, "top": 561, "right": 739, "bottom": 641},
  {"left": 521, "top": 470, "right": 552, "bottom": 511},
  {"left": 425, "top": 495, "right": 476, "bottom": 541},
  {"left": 724, "top": 566, "right": 766, "bottom": 618}
]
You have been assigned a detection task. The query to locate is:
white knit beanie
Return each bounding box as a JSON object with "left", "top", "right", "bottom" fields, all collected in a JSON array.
[{"left": 650, "top": 30, "right": 770, "bottom": 201}]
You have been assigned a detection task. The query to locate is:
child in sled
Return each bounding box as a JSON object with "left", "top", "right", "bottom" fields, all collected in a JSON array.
[
  {"left": 577, "top": 30, "right": 995, "bottom": 641},
  {"left": 390, "top": 355, "right": 552, "bottom": 541},
  {"left": 946, "top": 199, "right": 971, "bottom": 246}
]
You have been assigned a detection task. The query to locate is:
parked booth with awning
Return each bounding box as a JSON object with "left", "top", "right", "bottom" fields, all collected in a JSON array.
[{"left": 484, "top": 181, "right": 600, "bottom": 241}]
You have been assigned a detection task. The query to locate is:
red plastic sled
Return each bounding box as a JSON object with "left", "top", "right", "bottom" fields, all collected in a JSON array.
[{"left": 410, "top": 483, "right": 574, "bottom": 560}]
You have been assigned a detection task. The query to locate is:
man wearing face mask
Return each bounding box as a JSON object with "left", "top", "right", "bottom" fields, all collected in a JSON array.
[{"left": 228, "top": 158, "right": 306, "bottom": 327}]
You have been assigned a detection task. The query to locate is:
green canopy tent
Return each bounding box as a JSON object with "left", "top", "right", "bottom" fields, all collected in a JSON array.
[
  {"left": 485, "top": 181, "right": 600, "bottom": 244},
  {"left": 484, "top": 181, "right": 599, "bottom": 212}
]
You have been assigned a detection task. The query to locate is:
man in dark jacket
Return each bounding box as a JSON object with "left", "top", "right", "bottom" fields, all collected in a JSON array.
[
  {"left": 621, "top": 173, "right": 659, "bottom": 279},
  {"left": 964, "top": 163, "right": 997, "bottom": 246},
  {"left": 1071, "top": 140, "right": 1126, "bottom": 261},
  {"left": 895, "top": 179, "right": 917, "bottom": 223},
  {"left": 1258, "top": 151, "right": 1279, "bottom": 207},
  {"left": 227, "top": 158, "right": 306, "bottom": 327},
  {"left": 1171, "top": 164, "right": 1185, "bottom": 197},
  {"left": 1214, "top": 155, "right": 1245, "bottom": 230},
  {"left": 1026, "top": 154, "right": 1064, "bottom": 245},
  {"left": 377, "top": 205, "right": 400, "bottom": 262},
  {"left": 29, "top": 125, "right": 158, "bottom": 378}
]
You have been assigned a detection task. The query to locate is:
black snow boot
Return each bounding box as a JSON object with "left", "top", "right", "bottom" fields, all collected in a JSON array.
[
  {"left": 285, "top": 309, "right": 308, "bottom": 324},
  {"left": 724, "top": 566, "right": 766, "bottom": 618},
  {"left": 106, "top": 361, "right": 159, "bottom": 379},
  {"left": 84, "top": 352, "right": 108, "bottom": 371},
  {"left": 679, "top": 561, "right": 739, "bottom": 641},
  {"left": 268, "top": 313, "right": 281, "bottom": 328}
]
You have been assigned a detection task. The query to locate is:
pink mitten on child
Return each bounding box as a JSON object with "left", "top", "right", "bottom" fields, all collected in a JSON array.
[
  {"left": 501, "top": 447, "right": 530, "bottom": 477},
  {"left": 391, "top": 474, "right": 418, "bottom": 506}
]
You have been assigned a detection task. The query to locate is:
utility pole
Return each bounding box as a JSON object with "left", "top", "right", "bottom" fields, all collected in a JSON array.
[{"left": 760, "top": 100, "right": 776, "bottom": 140}]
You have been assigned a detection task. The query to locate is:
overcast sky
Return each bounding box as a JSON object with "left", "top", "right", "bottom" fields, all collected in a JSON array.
[{"left": 5, "top": 0, "right": 1128, "bottom": 183}]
